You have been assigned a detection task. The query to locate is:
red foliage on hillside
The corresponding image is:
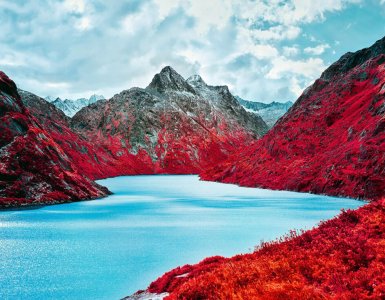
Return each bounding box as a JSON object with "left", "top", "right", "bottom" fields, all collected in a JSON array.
[
  {"left": 202, "top": 52, "right": 385, "bottom": 201},
  {"left": 19, "top": 90, "right": 142, "bottom": 180},
  {"left": 149, "top": 200, "right": 385, "bottom": 299},
  {"left": 0, "top": 72, "right": 109, "bottom": 208},
  {"left": 135, "top": 38, "right": 385, "bottom": 299}
]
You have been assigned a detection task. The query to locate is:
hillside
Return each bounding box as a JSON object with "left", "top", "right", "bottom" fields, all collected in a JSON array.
[
  {"left": 1, "top": 67, "right": 268, "bottom": 207},
  {"left": 131, "top": 37, "right": 385, "bottom": 300},
  {"left": 202, "top": 38, "right": 385, "bottom": 201},
  {"left": 0, "top": 72, "right": 109, "bottom": 208}
]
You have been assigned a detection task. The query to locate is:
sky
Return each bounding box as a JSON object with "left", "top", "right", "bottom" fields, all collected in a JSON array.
[{"left": 1, "top": 0, "right": 385, "bottom": 103}]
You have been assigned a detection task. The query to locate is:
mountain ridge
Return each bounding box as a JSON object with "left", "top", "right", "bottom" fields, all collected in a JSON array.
[
  {"left": 236, "top": 96, "right": 293, "bottom": 127},
  {"left": 71, "top": 66, "right": 268, "bottom": 174},
  {"left": 46, "top": 94, "right": 105, "bottom": 117}
]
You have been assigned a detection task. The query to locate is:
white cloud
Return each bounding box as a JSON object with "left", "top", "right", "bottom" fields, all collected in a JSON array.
[
  {"left": 267, "top": 57, "right": 326, "bottom": 80},
  {"left": 153, "top": 0, "right": 180, "bottom": 20},
  {"left": 283, "top": 46, "right": 300, "bottom": 56},
  {"left": 248, "top": 44, "right": 279, "bottom": 59},
  {"left": 0, "top": 0, "right": 371, "bottom": 102},
  {"left": 289, "top": 77, "right": 306, "bottom": 97},
  {"left": 75, "top": 16, "right": 92, "bottom": 31},
  {"left": 251, "top": 25, "right": 301, "bottom": 41},
  {"left": 183, "top": 0, "right": 233, "bottom": 34},
  {"left": 304, "top": 44, "right": 331, "bottom": 55},
  {"left": 63, "top": 0, "right": 86, "bottom": 13}
]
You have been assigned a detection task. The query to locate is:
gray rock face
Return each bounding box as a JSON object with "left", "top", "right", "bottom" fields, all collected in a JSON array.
[{"left": 71, "top": 66, "right": 268, "bottom": 173}]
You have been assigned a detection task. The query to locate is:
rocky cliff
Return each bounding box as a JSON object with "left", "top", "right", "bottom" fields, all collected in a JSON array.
[{"left": 0, "top": 72, "right": 109, "bottom": 208}]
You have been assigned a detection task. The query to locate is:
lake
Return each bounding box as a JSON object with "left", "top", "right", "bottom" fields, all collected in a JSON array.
[{"left": 0, "top": 175, "right": 363, "bottom": 299}]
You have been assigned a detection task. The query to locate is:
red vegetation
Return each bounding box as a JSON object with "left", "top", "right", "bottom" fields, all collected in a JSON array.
[
  {"left": 149, "top": 200, "right": 385, "bottom": 299},
  {"left": 202, "top": 54, "right": 385, "bottom": 201},
  {"left": 140, "top": 38, "right": 385, "bottom": 299},
  {"left": 1, "top": 67, "right": 267, "bottom": 207},
  {"left": 0, "top": 72, "right": 109, "bottom": 208}
]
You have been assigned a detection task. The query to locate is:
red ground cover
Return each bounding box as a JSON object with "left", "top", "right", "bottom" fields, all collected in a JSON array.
[
  {"left": 202, "top": 55, "right": 385, "bottom": 201},
  {"left": 0, "top": 72, "right": 109, "bottom": 207},
  {"left": 142, "top": 42, "right": 385, "bottom": 299},
  {"left": 149, "top": 200, "right": 385, "bottom": 299}
]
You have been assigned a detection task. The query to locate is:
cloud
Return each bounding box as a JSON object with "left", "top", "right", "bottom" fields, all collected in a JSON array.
[
  {"left": 267, "top": 57, "right": 326, "bottom": 80},
  {"left": 0, "top": 0, "right": 377, "bottom": 103},
  {"left": 62, "top": 0, "right": 86, "bottom": 13},
  {"left": 304, "top": 44, "right": 331, "bottom": 55},
  {"left": 183, "top": 0, "right": 232, "bottom": 34},
  {"left": 251, "top": 25, "right": 301, "bottom": 41},
  {"left": 283, "top": 46, "right": 300, "bottom": 56}
]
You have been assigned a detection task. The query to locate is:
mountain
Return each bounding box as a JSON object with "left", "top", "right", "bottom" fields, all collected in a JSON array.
[
  {"left": 236, "top": 96, "right": 293, "bottom": 127},
  {"left": 19, "top": 90, "right": 131, "bottom": 180},
  {"left": 71, "top": 66, "right": 268, "bottom": 174},
  {"left": 47, "top": 94, "right": 105, "bottom": 117},
  {"left": 202, "top": 37, "right": 385, "bottom": 201},
  {"left": 0, "top": 71, "right": 109, "bottom": 208},
  {"left": 1, "top": 67, "right": 267, "bottom": 207},
  {"left": 132, "top": 36, "right": 385, "bottom": 300}
]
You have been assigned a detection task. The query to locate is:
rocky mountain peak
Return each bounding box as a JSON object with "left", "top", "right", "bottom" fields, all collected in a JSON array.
[
  {"left": 186, "top": 74, "right": 207, "bottom": 87},
  {"left": 146, "top": 66, "right": 196, "bottom": 94}
]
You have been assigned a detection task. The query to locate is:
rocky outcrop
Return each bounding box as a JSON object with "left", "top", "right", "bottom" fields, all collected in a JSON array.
[
  {"left": 202, "top": 37, "right": 385, "bottom": 201},
  {"left": 0, "top": 72, "right": 109, "bottom": 208},
  {"left": 71, "top": 66, "right": 268, "bottom": 174}
]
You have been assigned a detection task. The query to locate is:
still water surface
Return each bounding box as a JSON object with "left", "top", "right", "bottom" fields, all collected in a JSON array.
[{"left": 0, "top": 175, "right": 363, "bottom": 299}]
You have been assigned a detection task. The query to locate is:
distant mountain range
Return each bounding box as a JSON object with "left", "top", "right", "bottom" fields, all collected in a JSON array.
[
  {"left": 236, "top": 96, "right": 293, "bottom": 127},
  {"left": 45, "top": 94, "right": 105, "bottom": 117}
]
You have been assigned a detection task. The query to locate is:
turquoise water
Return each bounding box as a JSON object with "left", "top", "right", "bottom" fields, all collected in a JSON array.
[{"left": 0, "top": 175, "right": 363, "bottom": 299}]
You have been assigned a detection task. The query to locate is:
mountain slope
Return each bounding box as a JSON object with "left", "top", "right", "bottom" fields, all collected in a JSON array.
[
  {"left": 236, "top": 96, "right": 293, "bottom": 127},
  {"left": 0, "top": 72, "right": 109, "bottom": 208},
  {"left": 71, "top": 67, "right": 268, "bottom": 174},
  {"left": 202, "top": 37, "right": 385, "bottom": 201},
  {"left": 19, "top": 90, "right": 133, "bottom": 180},
  {"left": 132, "top": 36, "right": 385, "bottom": 300}
]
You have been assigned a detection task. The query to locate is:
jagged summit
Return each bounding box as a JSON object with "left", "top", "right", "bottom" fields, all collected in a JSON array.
[
  {"left": 46, "top": 94, "right": 105, "bottom": 117},
  {"left": 186, "top": 74, "right": 207, "bottom": 87},
  {"left": 146, "top": 66, "right": 196, "bottom": 94},
  {"left": 71, "top": 65, "right": 268, "bottom": 174}
]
